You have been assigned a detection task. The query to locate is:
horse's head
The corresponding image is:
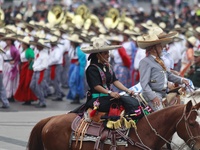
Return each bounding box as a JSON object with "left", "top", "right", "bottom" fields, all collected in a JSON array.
[{"left": 176, "top": 101, "right": 200, "bottom": 150}]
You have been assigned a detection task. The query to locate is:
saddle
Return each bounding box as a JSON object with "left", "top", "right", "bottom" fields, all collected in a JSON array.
[{"left": 71, "top": 115, "right": 130, "bottom": 150}]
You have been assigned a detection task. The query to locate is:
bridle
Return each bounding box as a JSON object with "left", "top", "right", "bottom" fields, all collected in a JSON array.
[
  {"left": 176, "top": 106, "right": 200, "bottom": 150},
  {"left": 135, "top": 94, "right": 200, "bottom": 150}
]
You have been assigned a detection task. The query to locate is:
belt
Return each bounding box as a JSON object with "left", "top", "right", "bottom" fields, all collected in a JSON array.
[
  {"left": 92, "top": 93, "right": 108, "bottom": 99},
  {"left": 4, "top": 59, "right": 14, "bottom": 62}
]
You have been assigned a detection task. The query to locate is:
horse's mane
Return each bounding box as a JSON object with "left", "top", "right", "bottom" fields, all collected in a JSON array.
[{"left": 138, "top": 104, "right": 184, "bottom": 124}]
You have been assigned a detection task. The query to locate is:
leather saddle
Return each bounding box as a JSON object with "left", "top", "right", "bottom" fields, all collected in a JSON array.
[{"left": 71, "top": 116, "right": 129, "bottom": 150}]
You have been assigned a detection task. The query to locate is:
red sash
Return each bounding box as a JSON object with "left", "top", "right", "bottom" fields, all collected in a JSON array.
[
  {"left": 38, "top": 69, "right": 45, "bottom": 84},
  {"left": 50, "top": 65, "right": 56, "bottom": 80}
]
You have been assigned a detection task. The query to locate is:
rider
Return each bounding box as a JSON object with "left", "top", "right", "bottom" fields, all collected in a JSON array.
[
  {"left": 187, "top": 51, "right": 200, "bottom": 89},
  {"left": 137, "top": 32, "right": 189, "bottom": 111},
  {"left": 81, "top": 37, "right": 139, "bottom": 116}
]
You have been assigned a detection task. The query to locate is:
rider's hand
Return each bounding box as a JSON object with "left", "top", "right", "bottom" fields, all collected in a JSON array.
[
  {"left": 152, "top": 97, "right": 160, "bottom": 107},
  {"left": 182, "top": 78, "right": 189, "bottom": 86},
  {"left": 110, "top": 91, "right": 120, "bottom": 99},
  {"left": 126, "top": 89, "right": 134, "bottom": 96}
]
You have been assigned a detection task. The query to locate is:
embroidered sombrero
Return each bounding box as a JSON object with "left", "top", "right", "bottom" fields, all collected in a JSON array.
[{"left": 81, "top": 37, "right": 121, "bottom": 54}]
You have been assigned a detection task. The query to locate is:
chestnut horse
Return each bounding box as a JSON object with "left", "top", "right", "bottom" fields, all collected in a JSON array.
[{"left": 27, "top": 101, "right": 200, "bottom": 150}]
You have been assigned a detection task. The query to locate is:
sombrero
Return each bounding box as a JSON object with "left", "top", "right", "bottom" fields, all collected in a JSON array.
[
  {"left": 0, "top": 47, "right": 5, "bottom": 53},
  {"left": 67, "top": 34, "right": 83, "bottom": 43},
  {"left": 0, "top": 34, "right": 17, "bottom": 41},
  {"left": 106, "top": 35, "right": 122, "bottom": 43},
  {"left": 194, "top": 50, "right": 200, "bottom": 57},
  {"left": 148, "top": 27, "right": 177, "bottom": 39},
  {"left": 137, "top": 33, "right": 173, "bottom": 49},
  {"left": 187, "top": 36, "right": 197, "bottom": 46},
  {"left": 11, "top": 13, "right": 23, "bottom": 21},
  {"left": 195, "top": 26, "right": 200, "bottom": 35},
  {"left": 0, "top": 28, "right": 6, "bottom": 35},
  {"left": 30, "top": 39, "right": 49, "bottom": 49},
  {"left": 25, "top": 20, "right": 36, "bottom": 29},
  {"left": 4, "top": 25, "right": 17, "bottom": 34},
  {"left": 18, "top": 36, "right": 30, "bottom": 45},
  {"left": 81, "top": 37, "right": 121, "bottom": 54}
]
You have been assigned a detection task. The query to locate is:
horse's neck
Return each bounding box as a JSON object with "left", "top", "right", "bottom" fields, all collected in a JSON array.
[{"left": 129, "top": 105, "right": 184, "bottom": 149}]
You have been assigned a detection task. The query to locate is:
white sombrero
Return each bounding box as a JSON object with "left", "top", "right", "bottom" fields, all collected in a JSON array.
[
  {"left": 187, "top": 36, "right": 197, "bottom": 46},
  {"left": 1, "top": 33, "right": 17, "bottom": 41},
  {"left": 67, "top": 34, "right": 83, "bottom": 43},
  {"left": 30, "top": 39, "right": 49, "bottom": 49},
  {"left": 137, "top": 33, "right": 173, "bottom": 49},
  {"left": 148, "top": 27, "right": 177, "bottom": 39},
  {"left": 81, "top": 37, "right": 121, "bottom": 54},
  {"left": 18, "top": 36, "right": 30, "bottom": 45},
  {"left": 0, "top": 47, "right": 5, "bottom": 53}
]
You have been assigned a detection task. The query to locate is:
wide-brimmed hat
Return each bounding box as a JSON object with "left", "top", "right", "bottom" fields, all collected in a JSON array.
[
  {"left": 106, "top": 35, "right": 123, "bottom": 43},
  {"left": 47, "top": 36, "right": 59, "bottom": 45},
  {"left": 0, "top": 28, "right": 6, "bottom": 35},
  {"left": 173, "top": 24, "right": 186, "bottom": 33},
  {"left": 81, "top": 37, "right": 121, "bottom": 54},
  {"left": 4, "top": 25, "right": 17, "bottom": 34},
  {"left": 137, "top": 33, "right": 173, "bottom": 49},
  {"left": 194, "top": 51, "right": 200, "bottom": 57},
  {"left": 30, "top": 39, "right": 49, "bottom": 49},
  {"left": 141, "top": 20, "right": 158, "bottom": 29},
  {"left": 1, "top": 34, "right": 17, "bottom": 41},
  {"left": 148, "top": 27, "right": 177, "bottom": 39},
  {"left": 25, "top": 20, "right": 36, "bottom": 29},
  {"left": 67, "top": 34, "right": 83, "bottom": 43},
  {"left": 12, "top": 13, "right": 23, "bottom": 21},
  {"left": 18, "top": 36, "right": 30, "bottom": 45},
  {"left": 187, "top": 36, "right": 197, "bottom": 46},
  {"left": 0, "top": 47, "right": 5, "bottom": 53},
  {"left": 195, "top": 26, "right": 200, "bottom": 35}
]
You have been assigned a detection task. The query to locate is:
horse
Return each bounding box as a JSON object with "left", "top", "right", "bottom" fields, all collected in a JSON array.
[
  {"left": 171, "top": 89, "right": 200, "bottom": 150},
  {"left": 27, "top": 100, "right": 200, "bottom": 150}
]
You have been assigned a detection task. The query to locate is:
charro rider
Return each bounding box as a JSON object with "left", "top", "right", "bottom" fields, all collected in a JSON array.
[
  {"left": 137, "top": 32, "right": 189, "bottom": 111},
  {"left": 81, "top": 37, "right": 139, "bottom": 116}
]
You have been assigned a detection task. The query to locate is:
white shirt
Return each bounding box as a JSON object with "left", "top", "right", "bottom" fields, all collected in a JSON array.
[
  {"left": 112, "top": 48, "right": 122, "bottom": 64},
  {"left": 0, "top": 53, "right": 3, "bottom": 71},
  {"left": 20, "top": 51, "right": 28, "bottom": 62},
  {"left": 122, "top": 41, "right": 132, "bottom": 56},
  {"left": 48, "top": 46, "right": 64, "bottom": 65},
  {"left": 68, "top": 46, "right": 78, "bottom": 59},
  {"left": 134, "top": 48, "right": 146, "bottom": 70},
  {"left": 60, "top": 34, "right": 70, "bottom": 52},
  {"left": 168, "top": 42, "right": 183, "bottom": 64},
  {"left": 33, "top": 49, "right": 49, "bottom": 71}
]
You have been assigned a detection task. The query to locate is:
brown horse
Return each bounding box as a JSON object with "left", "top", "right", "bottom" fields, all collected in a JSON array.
[{"left": 27, "top": 101, "right": 200, "bottom": 150}]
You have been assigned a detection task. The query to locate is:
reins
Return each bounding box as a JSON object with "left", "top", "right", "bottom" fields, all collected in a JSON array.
[{"left": 135, "top": 93, "right": 181, "bottom": 149}]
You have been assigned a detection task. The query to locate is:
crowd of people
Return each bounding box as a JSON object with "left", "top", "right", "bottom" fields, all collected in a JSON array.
[{"left": 0, "top": 0, "right": 200, "bottom": 112}]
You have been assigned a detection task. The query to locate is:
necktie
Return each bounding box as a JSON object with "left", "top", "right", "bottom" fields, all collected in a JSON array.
[{"left": 155, "top": 57, "right": 166, "bottom": 71}]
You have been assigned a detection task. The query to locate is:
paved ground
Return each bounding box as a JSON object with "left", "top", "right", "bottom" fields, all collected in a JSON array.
[{"left": 0, "top": 88, "right": 85, "bottom": 150}]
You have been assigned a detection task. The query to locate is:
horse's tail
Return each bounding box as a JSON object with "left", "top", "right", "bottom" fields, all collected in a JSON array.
[{"left": 27, "top": 116, "right": 54, "bottom": 150}]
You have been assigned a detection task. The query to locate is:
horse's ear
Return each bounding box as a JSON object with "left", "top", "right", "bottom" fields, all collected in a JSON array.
[
  {"left": 185, "top": 100, "right": 193, "bottom": 114},
  {"left": 194, "top": 102, "right": 200, "bottom": 110}
]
